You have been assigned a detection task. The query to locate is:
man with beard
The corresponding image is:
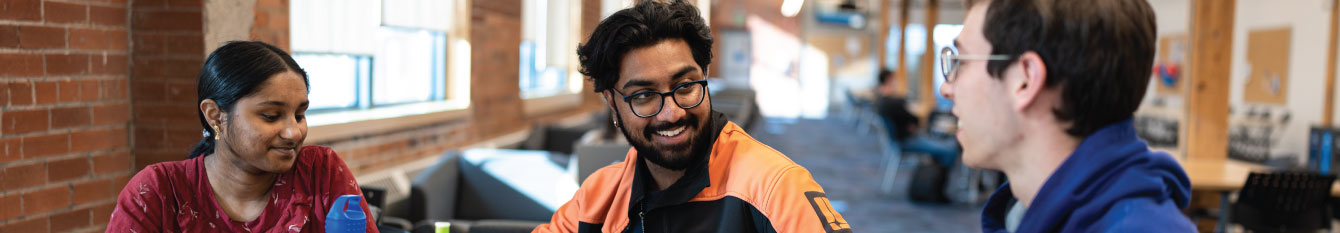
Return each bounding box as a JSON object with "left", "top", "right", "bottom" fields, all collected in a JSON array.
[{"left": 532, "top": 1, "right": 850, "bottom": 233}]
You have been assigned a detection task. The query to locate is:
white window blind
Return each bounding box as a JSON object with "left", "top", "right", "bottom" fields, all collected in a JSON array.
[
  {"left": 545, "top": 0, "right": 571, "bottom": 69},
  {"left": 290, "top": 0, "right": 380, "bottom": 55},
  {"left": 381, "top": 0, "right": 452, "bottom": 31}
]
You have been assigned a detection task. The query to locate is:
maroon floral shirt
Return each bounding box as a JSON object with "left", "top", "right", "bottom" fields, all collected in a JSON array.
[{"left": 106, "top": 145, "right": 376, "bottom": 233}]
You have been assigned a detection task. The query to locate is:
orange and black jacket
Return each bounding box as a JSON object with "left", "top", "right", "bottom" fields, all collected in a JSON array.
[{"left": 534, "top": 111, "right": 852, "bottom": 233}]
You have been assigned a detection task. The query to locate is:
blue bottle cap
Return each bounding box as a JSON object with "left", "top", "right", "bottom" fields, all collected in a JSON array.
[{"left": 325, "top": 194, "right": 367, "bottom": 233}]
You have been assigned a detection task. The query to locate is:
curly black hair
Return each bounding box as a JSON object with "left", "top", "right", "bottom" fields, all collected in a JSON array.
[{"left": 577, "top": 0, "right": 713, "bottom": 93}]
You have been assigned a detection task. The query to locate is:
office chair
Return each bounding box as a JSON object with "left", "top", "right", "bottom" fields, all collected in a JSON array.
[
  {"left": 873, "top": 115, "right": 906, "bottom": 194},
  {"left": 1231, "top": 171, "right": 1336, "bottom": 233}
]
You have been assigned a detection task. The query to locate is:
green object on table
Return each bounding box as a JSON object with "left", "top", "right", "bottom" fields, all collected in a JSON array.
[{"left": 435, "top": 222, "right": 451, "bottom": 233}]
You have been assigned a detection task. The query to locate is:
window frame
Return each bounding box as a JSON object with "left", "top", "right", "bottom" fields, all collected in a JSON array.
[
  {"left": 291, "top": 0, "right": 473, "bottom": 143},
  {"left": 520, "top": 0, "right": 585, "bottom": 100}
]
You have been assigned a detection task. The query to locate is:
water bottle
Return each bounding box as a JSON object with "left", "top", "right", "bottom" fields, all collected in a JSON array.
[
  {"left": 435, "top": 222, "right": 451, "bottom": 233},
  {"left": 326, "top": 195, "right": 367, "bottom": 233}
]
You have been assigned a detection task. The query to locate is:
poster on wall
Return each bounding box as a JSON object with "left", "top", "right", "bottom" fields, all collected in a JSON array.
[
  {"left": 1154, "top": 34, "right": 1189, "bottom": 96},
  {"left": 1243, "top": 27, "right": 1293, "bottom": 105}
]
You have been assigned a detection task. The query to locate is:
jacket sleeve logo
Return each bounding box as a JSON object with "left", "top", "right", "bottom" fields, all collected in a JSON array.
[{"left": 805, "top": 191, "right": 852, "bottom": 233}]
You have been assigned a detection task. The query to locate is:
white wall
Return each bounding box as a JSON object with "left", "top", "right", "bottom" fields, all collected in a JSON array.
[
  {"left": 1229, "top": 0, "right": 1333, "bottom": 163},
  {"left": 1141, "top": 0, "right": 1334, "bottom": 161},
  {"left": 1138, "top": 0, "right": 1190, "bottom": 116}
]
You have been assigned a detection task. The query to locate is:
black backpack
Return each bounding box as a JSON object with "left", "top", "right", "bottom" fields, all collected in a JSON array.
[{"left": 908, "top": 161, "right": 950, "bottom": 203}]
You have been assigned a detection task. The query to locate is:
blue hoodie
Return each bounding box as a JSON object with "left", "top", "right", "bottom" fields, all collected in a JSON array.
[{"left": 981, "top": 119, "right": 1196, "bottom": 233}]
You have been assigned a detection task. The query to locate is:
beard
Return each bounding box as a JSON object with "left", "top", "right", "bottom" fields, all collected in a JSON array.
[{"left": 617, "top": 111, "right": 712, "bottom": 171}]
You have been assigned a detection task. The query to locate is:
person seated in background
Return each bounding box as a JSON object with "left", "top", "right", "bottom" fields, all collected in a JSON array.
[
  {"left": 532, "top": 1, "right": 850, "bottom": 232},
  {"left": 874, "top": 69, "right": 959, "bottom": 168},
  {"left": 107, "top": 41, "right": 376, "bottom": 232},
  {"left": 943, "top": 0, "right": 1195, "bottom": 232}
]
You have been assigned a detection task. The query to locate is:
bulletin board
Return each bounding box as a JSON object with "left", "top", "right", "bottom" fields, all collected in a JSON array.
[
  {"left": 1243, "top": 27, "right": 1293, "bottom": 105},
  {"left": 1154, "top": 33, "right": 1190, "bottom": 95}
]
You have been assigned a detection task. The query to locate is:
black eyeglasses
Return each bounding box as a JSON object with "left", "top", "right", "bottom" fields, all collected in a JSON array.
[
  {"left": 612, "top": 80, "right": 709, "bottom": 118},
  {"left": 940, "top": 46, "right": 1014, "bottom": 83}
]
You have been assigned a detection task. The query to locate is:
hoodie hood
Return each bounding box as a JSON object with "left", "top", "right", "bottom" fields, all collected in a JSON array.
[{"left": 982, "top": 119, "right": 1194, "bottom": 232}]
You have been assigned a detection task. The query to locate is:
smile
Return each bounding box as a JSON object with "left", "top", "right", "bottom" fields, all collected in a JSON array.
[{"left": 656, "top": 126, "right": 687, "bottom": 137}]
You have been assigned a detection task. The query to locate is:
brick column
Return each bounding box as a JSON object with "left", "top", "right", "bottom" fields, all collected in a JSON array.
[
  {"left": 469, "top": 0, "right": 526, "bottom": 139},
  {"left": 129, "top": 0, "right": 205, "bottom": 169},
  {"left": 250, "top": 0, "right": 288, "bottom": 51},
  {"left": 0, "top": 0, "right": 133, "bottom": 232}
]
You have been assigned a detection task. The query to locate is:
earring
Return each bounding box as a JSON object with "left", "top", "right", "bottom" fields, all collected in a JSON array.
[
  {"left": 211, "top": 125, "right": 221, "bottom": 140},
  {"left": 612, "top": 120, "right": 619, "bottom": 128}
]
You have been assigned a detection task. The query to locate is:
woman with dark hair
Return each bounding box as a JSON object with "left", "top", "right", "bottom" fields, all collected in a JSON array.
[{"left": 107, "top": 41, "right": 376, "bottom": 232}]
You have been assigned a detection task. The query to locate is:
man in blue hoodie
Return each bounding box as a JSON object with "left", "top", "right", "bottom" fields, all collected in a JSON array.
[{"left": 939, "top": 0, "right": 1196, "bottom": 232}]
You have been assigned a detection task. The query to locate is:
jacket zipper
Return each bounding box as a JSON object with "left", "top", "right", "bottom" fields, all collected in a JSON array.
[{"left": 639, "top": 202, "right": 647, "bottom": 233}]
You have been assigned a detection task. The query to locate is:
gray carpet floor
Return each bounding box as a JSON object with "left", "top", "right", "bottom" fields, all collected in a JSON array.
[{"left": 746, "top": 116, "right": 984, "bottom": 233}]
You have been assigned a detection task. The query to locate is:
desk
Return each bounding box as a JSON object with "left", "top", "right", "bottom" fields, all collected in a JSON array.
[
  {"left": 1176, "top": 156, "right": 1340, "bottom": 233},
  {"left": 1178, "top": 157, "right": 1340, "bottom": 196}
]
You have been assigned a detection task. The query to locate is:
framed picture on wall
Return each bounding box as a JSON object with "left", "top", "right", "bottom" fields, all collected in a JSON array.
[
  {"left": 1154, "top": 33, "right": 1188, "bottom": 96},
  {"left": 1243, "top": 27, "right": 1293, "bottom": 105}
]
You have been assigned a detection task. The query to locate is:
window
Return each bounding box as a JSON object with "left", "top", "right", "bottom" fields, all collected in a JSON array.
[
  {"left": 931, "top": 24, "right": 963, "bottom": 111},
  {"left": 290, "top": 0, "right": 460, "bottom": 113},
  {"left": 601, "top": 0, "right": 632, "bottom": 19},
  {"left": 521, "top": 0, "right": 584, "bottom": 99},
  {"left": 372, "top": 27, "right": 447, "bottom": 105},
  {"left": 293, "top": 54, "right": 370, "bottom": 110}
]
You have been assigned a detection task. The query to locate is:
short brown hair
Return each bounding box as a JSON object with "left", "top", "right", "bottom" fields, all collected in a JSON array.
[{"left": 968, "top": 0, "right": 1157, "bottom": 137}]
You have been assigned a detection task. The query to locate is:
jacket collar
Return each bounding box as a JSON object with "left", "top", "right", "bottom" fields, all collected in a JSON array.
[{"left": 628, "top": 110, "right": 729, "bottom": 212}]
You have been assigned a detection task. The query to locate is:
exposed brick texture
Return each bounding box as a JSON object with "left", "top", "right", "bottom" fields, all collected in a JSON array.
[
  {"left": 0, "top": 0, "right": 135, "bottom": 232},
  {"left": 128, "top": 0, "right": 203, "bottom": 171}
]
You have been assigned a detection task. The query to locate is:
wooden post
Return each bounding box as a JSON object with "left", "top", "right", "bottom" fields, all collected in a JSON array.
[
  {"left": 918, "top": 0, "right": 939, "bottom": 119},
  {"left": 895, "top": 0, "right": 911, "bottom": 96},
  {"left": 1325, "top": 0, "right": 1339, "bottom": 126},
  {"left": 878, "top": 0, "right": 891, "bottom": 71},
  {"left": 1186, "top": 0, "right": 1234, "bottom": 159}
]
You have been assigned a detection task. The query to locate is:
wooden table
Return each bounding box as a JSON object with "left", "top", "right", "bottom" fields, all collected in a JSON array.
[
  {"left": 1177, "top": 157, "right": 1340, "bottom": 195},
  {"left": 1175, "top": 155, "right": 1340, "bottom": 232}
]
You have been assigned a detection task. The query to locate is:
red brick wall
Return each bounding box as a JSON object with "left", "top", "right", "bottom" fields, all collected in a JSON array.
[
  {"left": 0, "top": 0, "right": 133, "bottom": 232},
  {"left": 469, "top": 0, "right": 526, "bottom": 140},
  {"left": 250, "top": 0, "right": 287, "bottom": 51},
  {"left": 321, "top": 121, "right": 475, "bottom": 173}
]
